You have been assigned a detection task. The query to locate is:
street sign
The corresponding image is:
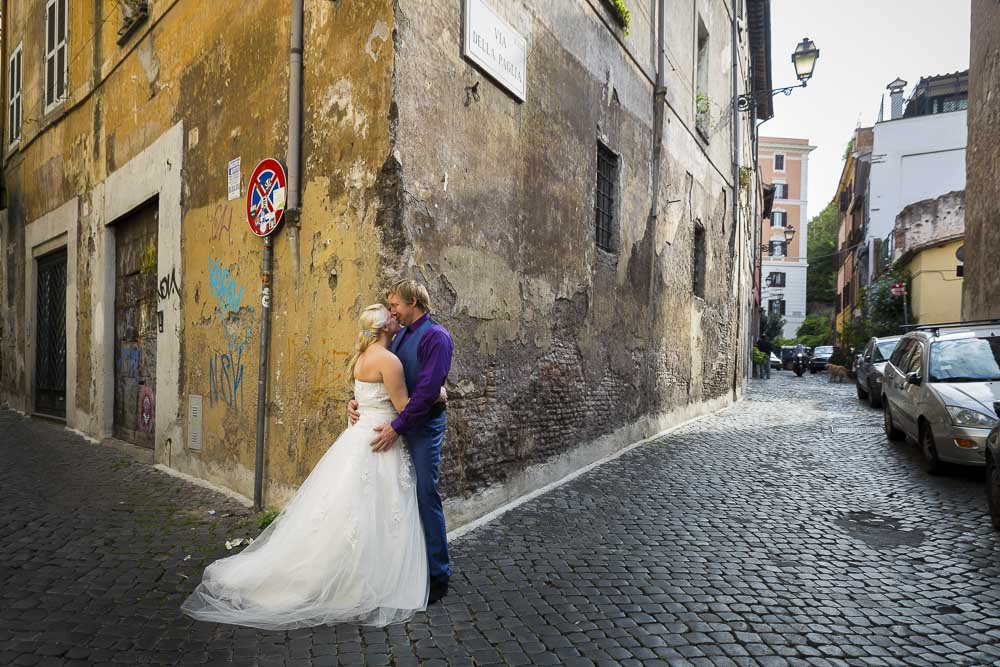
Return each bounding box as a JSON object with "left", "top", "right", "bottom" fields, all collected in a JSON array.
[
  {"left": 890, "top": 283, "right": 907, "bottom": 297},
  {"left": 246, "top": 158, "right": 287, "bottom": 237}
]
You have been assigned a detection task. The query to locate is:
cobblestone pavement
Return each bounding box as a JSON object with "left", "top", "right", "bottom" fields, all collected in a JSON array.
[{"left": 3, "top": 372, "right": 1000, "bottom": 666}]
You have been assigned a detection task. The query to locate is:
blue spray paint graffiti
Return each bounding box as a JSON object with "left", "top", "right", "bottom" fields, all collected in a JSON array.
[
  {"left": 208, "top": 258, "right": 244, "bottom": 314},
  {"left": 207, "top": 257, "right": 254, "bottom": 412},
  {"left": 120, "top": 346, "right": 141, "bottom": 379}
]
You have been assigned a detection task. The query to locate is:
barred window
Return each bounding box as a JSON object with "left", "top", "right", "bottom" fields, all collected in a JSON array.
[
  {"left": 693, "top": 224, "right": 706, "bottom": 298},
  {"left": 595, "top": 143, "right": 618, "bottom": 253}
]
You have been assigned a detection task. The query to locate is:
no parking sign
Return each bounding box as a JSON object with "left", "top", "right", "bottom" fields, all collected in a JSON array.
[{"left": 246, "top": 158, "right": 287, "bottom": 237}]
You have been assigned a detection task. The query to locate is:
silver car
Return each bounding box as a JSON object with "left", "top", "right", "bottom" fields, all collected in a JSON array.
[
  {"left": 882, "top": 324, "right": 1000, "bottom": 473},
  {"left": 855, "top": 335, "right": 903, "bottom": 408}
]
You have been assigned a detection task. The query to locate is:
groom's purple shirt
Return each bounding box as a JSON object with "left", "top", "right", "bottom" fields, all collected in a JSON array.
[{"left": 390, "top": 313, "right": 453, "bottom": 436}]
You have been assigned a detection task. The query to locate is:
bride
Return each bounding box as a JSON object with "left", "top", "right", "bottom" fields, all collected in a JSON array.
[{"left": 181, "top": 304, "right": 428, "bottom": 629}]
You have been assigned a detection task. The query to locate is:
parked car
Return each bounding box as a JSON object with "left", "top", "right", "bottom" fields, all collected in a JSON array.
[
  {"left": 882, "top": 322, "right": 1000, "bottom": 473},
  {"left": 808, "top": 345, "right": 834, "bottom": 373},
  {"left": 855, "top": 335, "right": 903, "bottom": 408},
  {"left": 770, "top": 352, "right": 781, "bottom": 370},
  {"left": 986, "top": 412, "right": 1000, "bottom": 530}
]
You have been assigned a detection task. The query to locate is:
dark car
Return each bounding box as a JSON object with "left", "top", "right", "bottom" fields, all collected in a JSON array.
[
  {"left": 988, "top": 413, "right": 1000, "bottom": 530},
  {"left": 855, "top": 335, "right": 903, "bottom": 408},
  {"left": 808, "top": 345, "right": 833, "bottom": 373}
]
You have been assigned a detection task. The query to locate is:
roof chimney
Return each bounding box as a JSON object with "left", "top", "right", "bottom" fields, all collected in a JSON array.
[{"left": 887, "top": 78, "right": 908, "bottom": 120}]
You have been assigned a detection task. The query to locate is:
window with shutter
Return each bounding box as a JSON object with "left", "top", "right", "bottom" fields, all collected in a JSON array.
[
  {"left": 44, "top": 0, "right": 69, "bottom": 113},
  {"left": 8, "top": 43, "right": 22, "bottom": 146}
]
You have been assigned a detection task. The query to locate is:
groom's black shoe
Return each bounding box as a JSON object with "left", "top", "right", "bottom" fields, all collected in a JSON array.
[{"left": 428, "top": 577, "right": 449, "bottom": 604}]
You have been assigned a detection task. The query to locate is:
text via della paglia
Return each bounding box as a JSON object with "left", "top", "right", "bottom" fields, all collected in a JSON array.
[{"left": 471, "top": 27, "right": 524, "bottom": 85}]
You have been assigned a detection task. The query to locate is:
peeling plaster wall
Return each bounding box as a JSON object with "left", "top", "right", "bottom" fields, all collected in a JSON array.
[
  {"left": 963, "top": 0, "right": 1000, "bottom": 321},
  {"left": 0, "top": 0, "right": 758, "bottom": 526},
  {"left": 0, "top": 1, "right": 397, "bottom": 508},
  {"left": 392, "top": 0, "right": 754, "bottom": 511}
]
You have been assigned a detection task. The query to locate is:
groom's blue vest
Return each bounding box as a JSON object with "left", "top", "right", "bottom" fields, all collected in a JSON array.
[{"left": 392, "top": 316, "right": 434, "bottom": 395}]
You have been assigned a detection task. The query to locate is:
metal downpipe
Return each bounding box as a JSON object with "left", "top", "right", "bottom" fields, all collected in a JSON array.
[{"left": 648, "top": 0, "right": 667, "bottom": 300}]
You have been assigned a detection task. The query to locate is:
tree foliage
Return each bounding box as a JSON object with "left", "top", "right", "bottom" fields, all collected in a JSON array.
[
  {"left": 837, "top": 265, "right": 912, "bottom": 358},
  {"left": 806, "top": 201, "right": 838, "bottom": 307},
  {"left": 794, "top": 314, "right": 833, "bottom": 348},
  {"left": 760, "top": 311, "right": 786, "bottom": 340}
]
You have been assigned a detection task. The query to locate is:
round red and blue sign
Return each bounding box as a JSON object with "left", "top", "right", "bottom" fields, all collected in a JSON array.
[{"left": 246, "top": 158, "right": 287, "bottom": 237}]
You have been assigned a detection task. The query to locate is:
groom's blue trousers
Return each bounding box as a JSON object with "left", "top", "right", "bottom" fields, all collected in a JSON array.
[{"left": 408, "top": 411, "right": 451, "bottom": 581}]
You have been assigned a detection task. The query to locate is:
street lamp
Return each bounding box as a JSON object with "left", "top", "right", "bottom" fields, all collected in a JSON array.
[
  {"left": 738, "top": 38, "right": 820, "bottom": 111},
  {"left": 758, "top": 226, "right": 796, "bottom": 254},
  {"left": 791, "top": 38, "right": 820, "bottom": 84}
]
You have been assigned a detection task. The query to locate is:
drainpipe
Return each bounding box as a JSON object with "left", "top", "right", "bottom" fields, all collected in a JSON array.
[
  {"left": 253, "top": 0, "right": 304, "bottom": 512},
  {"left": 286, "top": 0, "right": 304, "bottom": 278},
  {"left": 731, "top": 5, "right": 744, "bottom": 395},
  {"left": 647, "top": 0, "right": 666, "bottom": 300}
]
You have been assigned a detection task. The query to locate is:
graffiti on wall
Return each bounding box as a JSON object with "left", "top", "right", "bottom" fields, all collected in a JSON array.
[
  {"left": 139, "top": 385, "right": 155, "bottom": 433},
  {"left": 158, "top": 267, "right": 180, "bottom": 301},
  {"left": 210, "top": 203, "right": 235, "bottom": 245},
  {"left": 120, "top": 345, "right": 141, "bottom": 379},
  {"left": 207, "top": 257, "right": 254, "bottom": 412}
]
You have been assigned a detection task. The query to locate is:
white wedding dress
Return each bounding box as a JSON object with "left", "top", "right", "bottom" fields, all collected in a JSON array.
[{"left": 181, "top": 381, "right": 428, "bottom": 629}]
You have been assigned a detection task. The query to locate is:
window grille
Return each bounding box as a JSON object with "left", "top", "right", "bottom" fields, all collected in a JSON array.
[
  {"left": 693, "top": 224, "right": 706, "bottom": 298},
  {"left": 595, "top": 143, "right": 617, "bottom": 252}
]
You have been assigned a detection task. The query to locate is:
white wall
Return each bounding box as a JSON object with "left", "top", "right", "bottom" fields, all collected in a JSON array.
[
  {"left": 761, "top": 260, "right": 807, "bottom": 338},
  {"left": 868, "top": 110, "right": 967, "bottom": 255}
]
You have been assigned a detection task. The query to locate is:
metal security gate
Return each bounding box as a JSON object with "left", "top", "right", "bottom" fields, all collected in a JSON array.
[
  {"left": 113, "top": 201, "right": 158, "bottom": 448},
  {"left": 34, "top": 249, "right": 67, "bottom": 418}
]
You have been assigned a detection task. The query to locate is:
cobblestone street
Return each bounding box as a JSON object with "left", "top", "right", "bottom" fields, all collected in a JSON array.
[{"left": 3, "top": 372, "right": 1000, "bottom": 666}]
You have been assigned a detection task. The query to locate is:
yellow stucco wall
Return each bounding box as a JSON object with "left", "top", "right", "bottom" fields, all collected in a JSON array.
[
  {"left": 905, "top": 239, "right": 964, "bottom": 325},
  {"left": 3, "top": 1, "right": 396, "bottom": 507}
]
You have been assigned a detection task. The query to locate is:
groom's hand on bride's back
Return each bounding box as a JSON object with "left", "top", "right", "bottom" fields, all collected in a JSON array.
[{"left": 348, "top": 399, "right": 360, "bottom": 425}]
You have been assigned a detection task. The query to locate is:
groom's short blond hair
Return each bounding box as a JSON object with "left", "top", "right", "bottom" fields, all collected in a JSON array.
[{"left": 387, "top": 279, "right": 431, "bottom": 312}]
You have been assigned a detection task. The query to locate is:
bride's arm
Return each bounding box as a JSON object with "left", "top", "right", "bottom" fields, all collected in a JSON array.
[{"left": 380, "top": 353, "right": 410, "bottom": 413}]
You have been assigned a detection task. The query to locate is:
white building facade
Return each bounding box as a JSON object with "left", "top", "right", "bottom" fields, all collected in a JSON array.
[
  {"left": 868, "top": 75, "right": 968, "bottom": 277},
  {"left": 759, "top": 137, "right": 815, "bottom": 339}
]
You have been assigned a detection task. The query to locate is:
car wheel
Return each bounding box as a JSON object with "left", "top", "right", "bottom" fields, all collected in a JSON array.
[
  {"left": 987, "top": 453, "right": 1000, "bottom": 531},
  {"left": 919, "top": 422, "right": 942, "bottom": 475},
  {"left": 810, "top": 368, "right": 816, "bottom": 374},
  {"left": 869, "top": 384, "right": 882, "bottom": 409},
  {"left": 884, "top": 402, "right": 904, "bottom": 441},
  {"left": 857, "top": 382, "right": 868, "bottom": 400}
]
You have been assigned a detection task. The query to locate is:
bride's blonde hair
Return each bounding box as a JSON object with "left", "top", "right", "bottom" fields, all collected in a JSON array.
[{"left": 348, "top": 304, "right": 391, "bottom": 377}]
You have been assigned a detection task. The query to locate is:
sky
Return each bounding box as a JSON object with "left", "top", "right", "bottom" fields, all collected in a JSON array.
[{"left": 764, "top": 0, "right": 971, "bottom": 219}]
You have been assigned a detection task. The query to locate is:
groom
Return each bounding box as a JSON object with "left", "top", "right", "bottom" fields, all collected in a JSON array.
[{"left": 349, "top": 279, "right": 453, "bottom": 604}]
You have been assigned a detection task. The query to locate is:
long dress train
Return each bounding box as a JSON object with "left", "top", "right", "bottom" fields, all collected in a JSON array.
[{"left": 181, "top": 381, "right": 428, "bottom": 629}]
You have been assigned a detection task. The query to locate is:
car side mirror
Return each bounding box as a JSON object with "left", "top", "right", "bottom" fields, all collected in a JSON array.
[{"left": 905, "top": 372, "right": 922, "bottom": 386}]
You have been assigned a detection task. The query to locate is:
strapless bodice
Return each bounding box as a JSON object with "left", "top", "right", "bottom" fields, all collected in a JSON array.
[{"left": 354, "top": 380, "right": 397, "bottom": 419}]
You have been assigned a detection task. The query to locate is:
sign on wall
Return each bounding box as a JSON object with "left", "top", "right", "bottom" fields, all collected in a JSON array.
[
  {"left": 462, "top": 0, "right": 527, "bottom": 102},
  {"left": 246, "top": 158, "right": 287, "bottom": 237}
]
